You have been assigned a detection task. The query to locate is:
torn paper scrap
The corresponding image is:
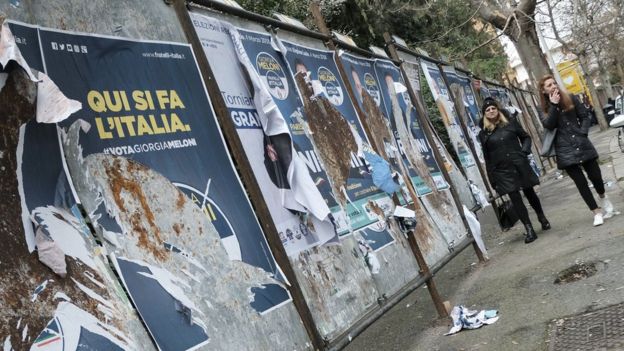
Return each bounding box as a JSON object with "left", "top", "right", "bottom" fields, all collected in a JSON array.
[
  {"left": 35, "top": 225, "right": 68, "bottom": 277},
  {"left": 469, "top": 181, "right": 490, "bottom": 208},
  {"left": 0, "top": 21, "right": 38, "bottom": 81},
  {"left": 366, "top": 151, "right": 399, "bottom": 194},
  {"left": 393, "top": 206, "right": 415, "bottom": 218},
  {"left": 36, "top": 71, "right": 82, "bottom": 123},
  {"left": 463, "top": 205, "right": 488, "bottom": 259},
  {"left": 445, "top": 305, "right": 499, "bottom": 335}
]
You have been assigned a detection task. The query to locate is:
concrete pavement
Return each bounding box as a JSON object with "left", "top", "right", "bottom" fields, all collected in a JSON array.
[{"left": 343, "top": 125, "right": 624, "bottom": 351}]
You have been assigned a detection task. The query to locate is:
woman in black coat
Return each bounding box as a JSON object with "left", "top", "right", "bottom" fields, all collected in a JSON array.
[
  {"left": 539, "top": 75, "right": 613, "bottom": 226},
  {"left": 478, "top": 97, "right": 550, "bottom": 243}
]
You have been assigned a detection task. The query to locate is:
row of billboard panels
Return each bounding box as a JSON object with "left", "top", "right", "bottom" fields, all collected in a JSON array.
[{"left": 2, "top": 6, "right": 541, "bottom": 351}]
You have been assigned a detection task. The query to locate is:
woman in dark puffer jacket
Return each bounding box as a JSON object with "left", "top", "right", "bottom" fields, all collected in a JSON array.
[
  {"left": 539, "top": 75, "right": 613, "bottom": 226},
  {"left": 478, "top": 97, "right": 550, "bottom": 243}
]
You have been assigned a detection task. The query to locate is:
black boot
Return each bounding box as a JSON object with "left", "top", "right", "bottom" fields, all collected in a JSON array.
[
  {"left": 537, "top": 214, "right": 551, "bottom": 230},
  {"left": 524, "top": 223, "right": 538, "bottom": 244}
]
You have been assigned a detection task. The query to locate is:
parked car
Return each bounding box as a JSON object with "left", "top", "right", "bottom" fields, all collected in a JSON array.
[{"left": 609, "top": 94, "right": 624, "bottom": 152}]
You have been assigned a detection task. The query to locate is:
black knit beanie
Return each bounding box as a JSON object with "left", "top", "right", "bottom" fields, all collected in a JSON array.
[{"left": 481, "top": 97, "right": 499, "bottom": 114}]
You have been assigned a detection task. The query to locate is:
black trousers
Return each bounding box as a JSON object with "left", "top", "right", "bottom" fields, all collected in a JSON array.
[
  {"left": 508, "top": 187, "right": 544, "bottom": 225},
  {"left": 564, "top": 158, "right": 605, "bottom": 210}
]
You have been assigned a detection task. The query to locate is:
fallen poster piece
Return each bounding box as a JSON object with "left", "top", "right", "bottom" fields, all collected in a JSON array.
[{"left": 445, "top": 305, "right": 499, "bottom": 335}]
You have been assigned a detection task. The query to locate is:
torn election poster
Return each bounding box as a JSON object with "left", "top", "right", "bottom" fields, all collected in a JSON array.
[{"left": 445, "top": 305, "right": 499, "bottom": 335}]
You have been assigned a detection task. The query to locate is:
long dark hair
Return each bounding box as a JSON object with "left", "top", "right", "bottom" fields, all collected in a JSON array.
[{"left": 538, "top": 75, "right": 574, "bottom": 113}]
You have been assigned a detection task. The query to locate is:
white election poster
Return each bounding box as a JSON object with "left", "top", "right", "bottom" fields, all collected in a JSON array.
[{"left": 191, "top": 13, "right": 337, "bottom": 256}]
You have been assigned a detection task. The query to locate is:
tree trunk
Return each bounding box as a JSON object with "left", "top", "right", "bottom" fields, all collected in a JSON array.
[
  {"left": 616, "top": 58, "right": 624, "bottom": 91},
  {"left": 579, "top": 53, "right": 609, "bottom": 130},
  {"left": 513, "top": 24, "right": 551, "bottom": 88},
  {"left": 597, "top": 63, "right": 614, "bottom": 99}
]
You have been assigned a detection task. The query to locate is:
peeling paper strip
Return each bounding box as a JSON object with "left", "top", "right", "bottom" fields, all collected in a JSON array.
[
  {"left": 0, "top": 21, "right": 39, "bottom": 81},
  {"left": 16, "top": 124, "right": 37, "bottom": 252},
  {"left": 3, "top": 336, "right": 11, "bottom": 351},
  {"left": 71, "top": 278, "right": 115, "bottom": 309},
  {"left": 36, "top": 72, "right": 82, "bottom": 123}
]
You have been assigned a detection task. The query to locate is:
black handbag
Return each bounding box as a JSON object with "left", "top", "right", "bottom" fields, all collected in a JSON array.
[{"left": 495, "top": 197, "right": 519, "bottom": 231}]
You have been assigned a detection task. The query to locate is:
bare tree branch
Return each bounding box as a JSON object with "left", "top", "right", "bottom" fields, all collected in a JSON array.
[
  {"left": 456, "top": 15, "right": 514, "bottom": 59},
  {"left": 544, "top": 0, "right": 574, "bottom": 53},
  {"left": 470, "top": 0, "right": 508, "bottom": 29},
  {"left": 417, "top": 0, "right": 486, "bottom": 44}
]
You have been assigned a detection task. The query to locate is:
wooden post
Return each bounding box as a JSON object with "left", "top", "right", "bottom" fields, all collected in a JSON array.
[
  {"left": 310, "top": 1, "right": 450, "bottom": 317},
  {"left": 405, "top": 229, "right": 449, "bottom": 317},
  {"left": 172, "top": 1, "right": 325, "bottom": 349},
  {"left": 383, "top": 33, "right": 486, "bottom": 264}
]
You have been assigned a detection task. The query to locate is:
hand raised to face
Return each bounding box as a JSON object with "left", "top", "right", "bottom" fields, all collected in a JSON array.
[{"left": 549, "top": 89, "right": 560, "bottom": 104}]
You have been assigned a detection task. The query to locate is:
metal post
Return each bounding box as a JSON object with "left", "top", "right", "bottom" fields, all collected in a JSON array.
[
  {"left": 310, "top": 1, "right": 450, "bottom": 317},
  {"left": 383, "top": 33, "right": 486, "bottom": 264},
  {"left": 172, "top": 1, "right": 325, "bottom": 349}
]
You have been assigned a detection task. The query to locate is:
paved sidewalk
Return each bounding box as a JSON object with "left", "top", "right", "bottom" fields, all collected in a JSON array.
[{"left": 344, "top": 126, "right": 624, "bottom": 351}]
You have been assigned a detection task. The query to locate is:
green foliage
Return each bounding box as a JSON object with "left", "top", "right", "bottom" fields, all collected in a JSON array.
[{"left": 235, "top": 0, "right": 308, "bottom": 19}]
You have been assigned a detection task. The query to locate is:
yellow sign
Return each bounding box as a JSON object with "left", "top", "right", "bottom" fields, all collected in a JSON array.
[{"left": 557, "top": 60, "right": 592, "bottom": 104}]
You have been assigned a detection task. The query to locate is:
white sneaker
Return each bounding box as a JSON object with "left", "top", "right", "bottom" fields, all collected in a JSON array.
[
  {"left": 593, "top": 213, "right": 604, "bottom": 226},
  {"left": 602, "top": 196, "right": 614, "bottom": 219}
]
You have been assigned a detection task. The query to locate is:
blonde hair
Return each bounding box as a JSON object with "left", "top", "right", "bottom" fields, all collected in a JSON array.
[{"left": 483, "top": 111, "right": 509, "bottom": 131}]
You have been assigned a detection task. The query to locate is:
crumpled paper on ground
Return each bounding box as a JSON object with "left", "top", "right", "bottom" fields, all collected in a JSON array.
[{"left": 445, "top": 305, "right": 499, "bottom": 335}]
